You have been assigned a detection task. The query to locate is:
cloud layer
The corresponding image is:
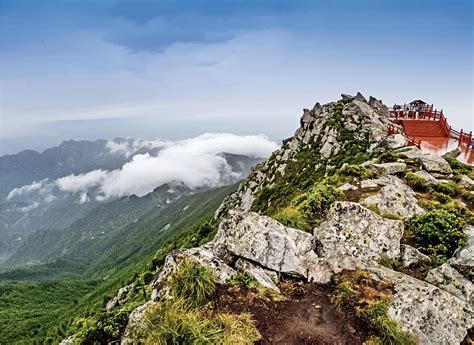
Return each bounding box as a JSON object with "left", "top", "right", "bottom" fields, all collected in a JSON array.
[{"left": 7, "top": 133, "right": 278, "bottom": 204}]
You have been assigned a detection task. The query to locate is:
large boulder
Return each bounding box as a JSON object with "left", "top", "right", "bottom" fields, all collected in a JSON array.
[
  {"left": 425, "top": 263, "right": 473, "bottom": 304},
  {"left": 360, "top": 175, "right": 425, "bottom": 220},
  {"left": 448, "top": 225, "right": 474, "bottom": 282},
  {"left": 121, "top": 301, "right": 156, "bottom": 345},
  {"left": 459, "top": 175, "right": 474, "bottom": 190},
  {"left": 403, "top": 151, "right": 452, "bottom": 174},
  {"left": 150, "top": 245, "right": 236, "bottom": 301},
  {"left": 370, "top": 265, "right": 474, "bottom": 345},
  {"left": 367, "top": 162, "right": 406, "bottom": 176},
  {"left": 313, "top": 202, "right": 404, "bottom": 262},
  {"left": 213, "top": 210, "right": 318, "bottom": 278},
  {"left": 400, "top": 244, "right": 431, "bottom": 268}
]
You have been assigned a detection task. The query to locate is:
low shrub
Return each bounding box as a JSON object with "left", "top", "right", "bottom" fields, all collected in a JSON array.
[
  {"left": 431, "top": 181, "right": 459, "bottom": 197},
  {"left": 378, "top": 152, "right": 399, "bottom": 164},
  {"left": 294, "top": 183, "right": 343, "bottom": 222},
  {"left": 168, "top": 259, "right": 216, "bottom": 307},
  {"left": 332, "top": 271, "right": 414, "bottom": 345},
  {"left": 340, "top": 164, "right": 378, "bottom": 180},
  {"left": 409, "top": 210, "right": 467, "bottom": 263},
  {"left": 273, "top": 206, "right": 310, "bottom": 231},
  {"left": 404, "top": 172, "right": 427, "bottom": 191}
]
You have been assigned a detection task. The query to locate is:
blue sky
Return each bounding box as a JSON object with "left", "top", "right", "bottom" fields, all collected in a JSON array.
[{"left": 0, "top": 0, "right": 472, "bottom": 155}]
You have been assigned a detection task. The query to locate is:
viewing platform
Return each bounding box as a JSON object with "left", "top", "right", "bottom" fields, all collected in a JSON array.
[{"left": 388, "top": 100, "right": 473, "bottom": 164}]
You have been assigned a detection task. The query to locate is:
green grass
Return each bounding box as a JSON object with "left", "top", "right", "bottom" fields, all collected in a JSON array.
[
  {"left": 0, "top": 280, "right": 98, "bottom": 344},
  {"left": 404, "top": 172, "right": 427, "bottom": 192},
  {"left": 168, "top": 259, "right": 217, "bottom": 307},
  {"left": 273, "top": 206, "right": 310, "bottom": 231}
]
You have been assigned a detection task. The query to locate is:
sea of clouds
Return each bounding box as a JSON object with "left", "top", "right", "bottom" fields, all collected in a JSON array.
[{"left": 7, "top": 133, "right": 278, "bottom": 207}]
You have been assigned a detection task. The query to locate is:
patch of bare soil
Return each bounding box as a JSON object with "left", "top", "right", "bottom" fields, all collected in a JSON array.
[
  {"left": 214, "top": 280, "right": 370, "bottom": 344},
  {"left": 343, "top": 186, "right": 380, "bottom": 202}
]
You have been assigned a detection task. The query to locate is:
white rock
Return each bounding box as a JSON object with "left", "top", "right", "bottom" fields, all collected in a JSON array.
[
  {"left": 234, "top": 259, "right": 280, "bottom": 292},
  {"left": 314, "top": 202, "right": 404, "bottom": 262},
  {"left": 361, "top": 175, "right": 425, "bottom": 220},
  {"left": 368, "top": 162, "right": 407, "bottom": 175},
  {"left": 425, "top": 263, "right": 473, "bottom": 304},
  {"left": 448, "top": 225, "right": 474, "bottom": 282},
  {"left": 400, "top": 244, "right": 431, "bottom": 267},
  {"left": 213, "top": 210, "right": 318, "bottom": 278},
  {"left": 459, "top": 175, "right": 474, "bottom": 190},
  {"left": 403, "top": 151, "right": 453, "bottom": 174},
  {"left": 413, "top": 170, "right": 438, "bottom": 185},
  {"left": 370, "top": 265, "right": 473, "bottom": 345},
  {"left": 121, "top": 301, "right": 156, "bottom": 344}
]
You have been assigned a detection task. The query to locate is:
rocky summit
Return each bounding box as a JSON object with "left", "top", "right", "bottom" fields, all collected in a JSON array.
[{"left": 67, "top": 93, "right": 474, "bottom": 344}]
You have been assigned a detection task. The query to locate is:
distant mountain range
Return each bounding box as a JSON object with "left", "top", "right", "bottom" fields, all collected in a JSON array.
[{"left": 0, "top": 138, "right": 265, "bottom": 264}]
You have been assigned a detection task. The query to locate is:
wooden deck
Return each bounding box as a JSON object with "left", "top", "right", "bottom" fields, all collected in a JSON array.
[{"left": 389, "top": 104, "right": 473, "bottom": 165}]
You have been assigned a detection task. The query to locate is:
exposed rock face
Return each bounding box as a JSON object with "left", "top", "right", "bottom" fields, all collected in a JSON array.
[
  {"left": 425, "top": 263, "right": 473, "bottom": 304},
  {"left": 403, "top": 150, "right": 453, "bottom": 174},
  {"left": 367, "top": 162, "right": 406, "bottom": 176},
  {"left": 360, "top": 175, "right": 425, "bottom": 220},
  {"left": 413, "top": 170, "right": 438, "bottom": 185},
  {"left": 151, "top": 244, "right": 236, "bottom": 300},
  {"left": 234, "top": 258, "right": 280, "bottom": 291},
  {"left": 314, "top": 202, "right": 404, "bottom": 262},
  {"left": 459, "top": 175, "right": 474, "bottom": 190},
  {"left": 121, "top": 301, "right": 156, "bottom": 345},
  {"left": 399, "top": 244, "right": 430, "bottom": 268},
  {"left": 448, "top": 225, "right": 474, "bottom": 282},
  {"left": 119, "top": 94, "right": 473, "bottom": 344},
  {"left": 214, "top": 211, "right": 318, "bottom": 278},
  {"left": 370, "top": 265, "right": 474, "bottom": 345},
  {"left": 106, "top": 283, "right": 136, "bottom": 311},
  {"left": 216, "top": 93, "right": 394, "bottom": 218}
]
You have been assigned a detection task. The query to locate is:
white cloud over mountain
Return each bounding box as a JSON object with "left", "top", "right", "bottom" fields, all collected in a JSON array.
[{"left": 7, "top": 133, "right": 278, "bottom": 204}]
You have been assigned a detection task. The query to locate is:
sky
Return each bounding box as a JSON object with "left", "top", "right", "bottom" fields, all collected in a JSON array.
[{"left": 0, "top": 0, "right": 472, "bottom": 155}]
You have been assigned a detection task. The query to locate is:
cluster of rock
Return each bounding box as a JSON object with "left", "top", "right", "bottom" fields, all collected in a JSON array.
[{"left": 117, "top": 93, "right": 473, "bottom": 344}]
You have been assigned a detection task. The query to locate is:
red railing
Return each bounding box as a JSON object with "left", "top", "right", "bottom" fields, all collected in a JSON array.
[
  {"left": 388, "top": 124, "right": 421, "bottom": 149},
  {"left": 389, "top": 104, "right": 472, "bottom": 148}
]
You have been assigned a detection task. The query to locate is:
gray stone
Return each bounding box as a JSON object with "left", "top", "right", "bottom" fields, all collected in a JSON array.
[
  {"left": 368, "top": 162, "right": 407, "bottom": 176},
  {"left": 106, "top": 282, "right": 136, "bottom": 311},
  {"left": 442, "top": 147, "right": 462, "bottom": 160},
  {"left": 341, "top": 93, "right": 354, "bottom": 101},
  {"left": 386, "top": 133, "right": 408, "bottom": 149},
  {"left": 425, "top": 263, "right": 473, "bottom": 304},
  {"left": 354, "top": 92, "right": 367, "bottom": 103},
  {"left": 413, "top": 170, "right": 438, "bottom": 185},
  {"left": 214, "top": 210, "right": 318, "bottom": 278},
  {"left": 400, "top": 244, "right": 431, "bottom": 267},
  {"left": 234, "top": 259, "right": 280, "bottom": 292},
  {"left": 403, "top": 151, "right": 452, "bottom": 174},
  {"left": 370, "top": 265, "right": 473, "bottom": 345},
  {"left": 121, "top": 301, "right": 156, "bottom": 344},
  {"left": 448, "top": 225, "right": 474, "bottom": 281},
  {"left": 337, "top": 182, "right": 358, "bottom": 191},
  {"left": 314, "top": 202, "right": 404, "bottom": 262},
  {"left": 360, "top": 175, "right": 425, "bottom": 220},
  {"left": 459, "top": 175, "right": 474, "bottom": 190}
]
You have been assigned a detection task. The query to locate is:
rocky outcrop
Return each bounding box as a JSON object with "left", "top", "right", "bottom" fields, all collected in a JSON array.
[
  {"left": 400, "top": 244, "right": 431, "bottom": 268},
  {"left": 121, "top": 301, "right": 156, "bottom": 345},
  {"left": 106, "top": 283, "right": 136, "bottom": 311},
  {"left": 216, "top": 93, "right": 395, "bottom": 218},
  {"left": 314, "top": 202, "right": 404, "bottom": 262},
  {"left": 448, "top": 225, "right": 474, "bottom": 281},
  {"left": 214, "top": 211, "right": 318, "bottom": 278},
  {"left": 402, "top": 149, "right": 453, "bottom": 174},
  {"left": 370, "top": 265, "right": 474, "bottom": 345},
  {"left": 367, "top": 162, "right": 406, "bottom": 176},
  {"left": 360, "top": 175, "right": 425, "bottom": 220},
  {"left": 459, "top": 175, "right": 474, "bottom": 190},
  {"left": 413, "top": 170, "right": 438, "bottom": 185},
  {"left": 425, "top": 263, "right": 473, "bottom": 304}
]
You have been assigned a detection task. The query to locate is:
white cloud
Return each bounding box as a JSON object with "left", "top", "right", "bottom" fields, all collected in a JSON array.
[
  {"left": 20, "top": 202, "right": 39, "bottom": 212},
  {"left": 61, "top": 133, "right": 278, "bottom": 199},
  {"left": 6, "top": 133, "right": 279, "bottom": 203},
  {"left": 6, "top": 179, "right": 48, "bottom": 200},
  {"left": 56, "top": 170, "right": 109, "bottom": 193}
]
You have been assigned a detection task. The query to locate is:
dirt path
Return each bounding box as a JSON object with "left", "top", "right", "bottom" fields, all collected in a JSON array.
[{"left": 214, "top": 281, "right": 369, "bottom": 344}]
